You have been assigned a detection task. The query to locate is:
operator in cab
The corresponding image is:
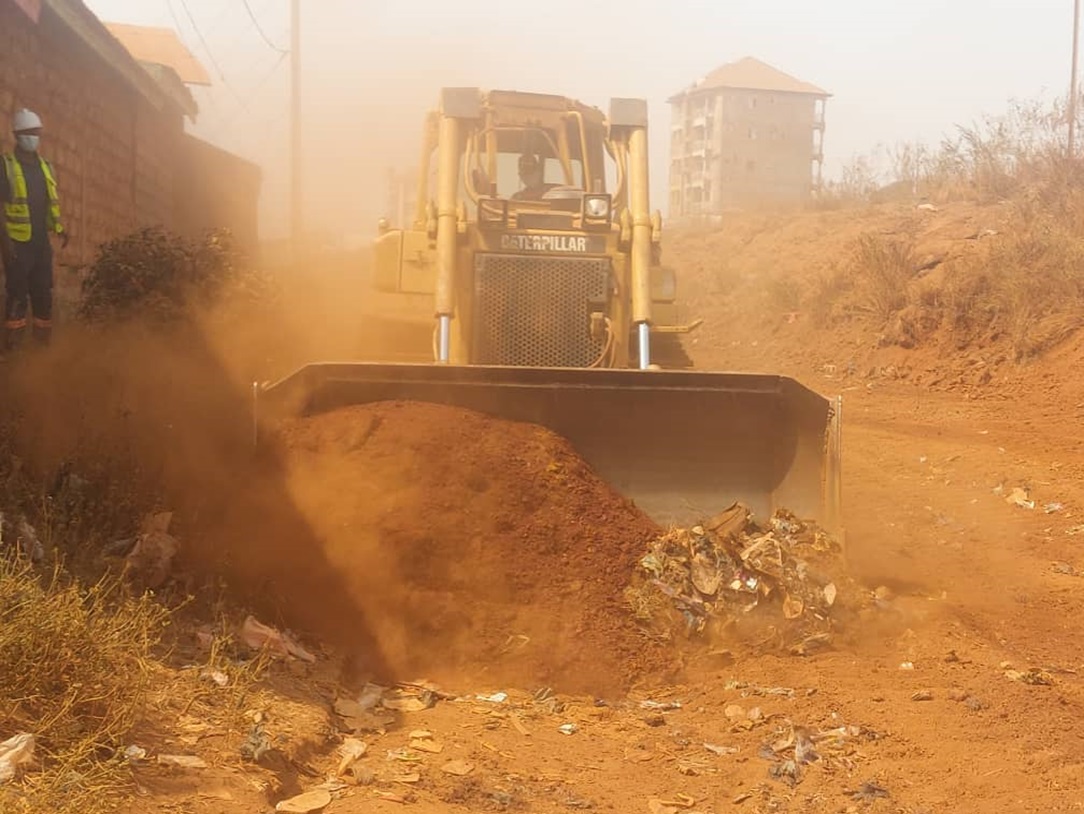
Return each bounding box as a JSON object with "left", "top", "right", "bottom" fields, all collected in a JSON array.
[{"left": 511, "top": 153, "right": 550, "bottom": 201}]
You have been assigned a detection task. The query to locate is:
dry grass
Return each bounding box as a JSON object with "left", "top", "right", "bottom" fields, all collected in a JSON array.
[
  {"left": 942, "top": 209, "right": 1084, "bottom": 359},
  {"left": 0, "top": 555, "right": 169, "bottom": 814},
  {"left": 849, "top": 233, "right": 919, "bottom": 321},
  {"left": 808, "top": 92, "right": 1084, "bottom": 360}
]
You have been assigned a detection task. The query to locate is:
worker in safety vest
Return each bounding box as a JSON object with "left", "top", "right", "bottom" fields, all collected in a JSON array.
[{"left": 0, "top": 108, "right": 69, "bottom": 349}]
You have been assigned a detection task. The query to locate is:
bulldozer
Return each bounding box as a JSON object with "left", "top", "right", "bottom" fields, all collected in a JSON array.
[{"left": 256, "top": 87, "right": 842, "bottom": 531}]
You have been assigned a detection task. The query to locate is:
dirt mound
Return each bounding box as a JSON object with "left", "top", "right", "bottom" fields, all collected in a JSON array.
[{"left": 269, "top": 401, "right": 673, "bottom": 696}]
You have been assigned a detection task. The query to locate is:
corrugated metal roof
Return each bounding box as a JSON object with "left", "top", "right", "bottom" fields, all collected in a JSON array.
[
  {"left": 670, "top": 57, "right": 829, "bottom": 100},
  {"left": 104, "top": 22, "right": 211, "bottom": 86}
]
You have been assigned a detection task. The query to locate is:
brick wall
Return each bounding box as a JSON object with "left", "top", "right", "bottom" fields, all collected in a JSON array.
[
  {"left": 175, "top": 134, "right": 262, "bottom": 256},
  {"left": 0, "top": 0, "right": 184, "bottom": 271}
]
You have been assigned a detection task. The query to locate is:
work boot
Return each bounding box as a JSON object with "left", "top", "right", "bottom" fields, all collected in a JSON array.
[{"left": 4, "top": 325, "right": 26, "bottom": 352}]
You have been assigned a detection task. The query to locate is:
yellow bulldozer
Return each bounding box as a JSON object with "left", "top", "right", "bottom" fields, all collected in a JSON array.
[{"left": 257, "top": 88, "right": 842, "bottom": 531}]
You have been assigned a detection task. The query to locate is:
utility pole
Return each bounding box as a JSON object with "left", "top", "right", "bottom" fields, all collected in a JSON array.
[
  {"left": 290, "top": 0, "right": 302, "bottom": 252},
  {"left": 1071, "top": 0, "right": 1081, "bottom": 157}
]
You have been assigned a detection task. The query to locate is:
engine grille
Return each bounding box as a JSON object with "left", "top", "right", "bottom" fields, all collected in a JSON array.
[{"left": 472, "top": 253, "right": 611, "bottom": 367}]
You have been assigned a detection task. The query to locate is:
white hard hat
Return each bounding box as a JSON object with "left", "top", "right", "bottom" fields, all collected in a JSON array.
[{"left": 12, "top": 108, "right": 42, "bottom": 133}]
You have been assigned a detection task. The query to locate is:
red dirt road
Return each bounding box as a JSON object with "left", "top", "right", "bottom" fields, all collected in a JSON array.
[{"left": 130, "top": 377, "right": 1084, "bottom": 814}]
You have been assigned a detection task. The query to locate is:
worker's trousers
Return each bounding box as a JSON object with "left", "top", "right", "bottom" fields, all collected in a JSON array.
[{"left": 3, "top": 238, "right": 53, "bottom": 349}]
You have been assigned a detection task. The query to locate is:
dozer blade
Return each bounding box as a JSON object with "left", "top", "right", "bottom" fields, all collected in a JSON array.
[{"left": 255, "top": 363, "right": 842, "bottom": 532}]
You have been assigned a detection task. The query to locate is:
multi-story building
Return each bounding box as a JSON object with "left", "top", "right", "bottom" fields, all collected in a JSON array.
[{"left": 667, "top": 57, "right": 829, "bottom": 219}]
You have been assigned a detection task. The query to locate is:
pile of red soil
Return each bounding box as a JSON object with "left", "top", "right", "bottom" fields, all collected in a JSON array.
[{"left": 269, "top": 401, "right": 674, "bottom": 696}]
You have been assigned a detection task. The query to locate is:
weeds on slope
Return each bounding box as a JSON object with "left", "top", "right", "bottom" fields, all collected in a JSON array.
[{"left": 0, "top": 556, "right": 169, "bottom": 814}]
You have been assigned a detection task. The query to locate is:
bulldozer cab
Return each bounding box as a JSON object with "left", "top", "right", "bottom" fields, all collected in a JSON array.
[{"left": 372, "top": 88, "right": 698, "bottom": 370}]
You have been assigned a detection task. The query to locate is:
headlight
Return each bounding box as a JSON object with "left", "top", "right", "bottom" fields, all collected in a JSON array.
[{"left": 583, "top": 194, "right": 612, "bottom": 221}]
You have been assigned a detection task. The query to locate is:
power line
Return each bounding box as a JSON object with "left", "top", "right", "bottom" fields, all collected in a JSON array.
[
  {"left": 240, "top": 0, "right": 288, "bottom": 54},
  {"left": 173, "top": 0, "right": 228, "bottom": 86},
  {"left": 208, "top": 48, "right": 290, "bottom": 139},
  {"left": 168, "top": 0, "right": 246, "bottom": 107}
]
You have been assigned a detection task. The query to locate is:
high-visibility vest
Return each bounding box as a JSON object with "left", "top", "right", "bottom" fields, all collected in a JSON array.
[{"left": 2, "top": 153, "right": 63, "bottom": 243}]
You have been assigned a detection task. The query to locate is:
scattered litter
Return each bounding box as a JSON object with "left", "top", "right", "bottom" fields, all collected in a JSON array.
[
  {"left": 640, "top": 700, "right": 682, "bottom": 711},
  {"left": 759, "top": 720, "right": 877, "bottom": 785},
  {"left": 334, "top": 697, "right": 394, "bottom": 733},
  {"left": 733, "top": 792, "right": 753, "bottom": 804},
  {"left": 125, "top": 512, "right": 178, "bottom": 589},
  {"left": 383, "top": 695, "right": 432, "bottom": 713},
  {"left": 899, "top": 661, "right": 915, "bottom": 671},
  {"left": 410, "top": 736, "right": 444, "bottom": 754},
  {"left": 847, "top": 781, "right": 890, "bottom": 800},
  {"left": 1045, "top": 502, "right": 1066, "bottom": 514},
  {"left": 201, "top": 669, "right": 229, "bottom": 687},
  {"left": 1053, "top": 562, "right": 1077, "bottom": 576},
  {"left": 275, "top": 789, "right": 332, "bottom": 813},
  {"left": 790, "top": 632, "right": 833, "bottom": 656},
  {"left": 647, "top": 794, "right": 696, "bottom": 813},
  {"left": 727, "top": 682, "right": 798, "bottom": 698},
  {"left": 558, "top": 723, "right": 579, "bottom": 735},
  {"left": 823, "top": 583, "right": 838, "bottom": 607},
  {"left": 1, "top": 514, "right": 43, "bottom": 563},
  {"left": 375, "top": 790, "right": 409, "bottom": 804},
  {"left": 0, "top": 733, "right": 35, "bottom": 784},
  {"left": 1067, "top": 525, "right": 1084, "bottom": 537},
  {"left": 240, "top": 720, "right": 272, "bottom": 762},
  {"left": 510, "top": 714, "right": 531, "bottom": 736},
  {"left": 356, "top": 683, "right": 385, "bottom": 711},
  {"left": 441, "top": 760, "right": 475, "bottom": 776},
  {"left": 475, "top": 691, "right": 509, "bottom": 704},
  {"left": 386, "top": 748, "right": 424, "bottom": 763},
  {"left": 336, "top": 738, "right": 367, "bottom": 775},
  {"left": 392, "top": 772, "right": 420, "bottom": 784},
  {"left": 911, "top": 690, "right": 934, "bottom": 701},
  {"left": 626, "top": 504, "right": 854, "bottom": 647},
  {"left": 156, "top": 754, "right": 207, "bottom": 769},
  {"left": 704, "top": 743, "right": 738, "bottom": 756},
  {"left": 1005, "top": 487, "right": 1035, "bottom": 510},
  {"left": 1005, "top": 668, "right": 1054, "bottom": 686},
  {"left": 240, "top": 616, "right": 316, "bottom": 662},
  {"left": 124, "top": 745, "right": 147, "bottom": 763}
]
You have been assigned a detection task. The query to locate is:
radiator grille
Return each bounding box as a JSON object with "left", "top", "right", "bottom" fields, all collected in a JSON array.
[{"left": 472, "top": 253, "right": 610, "bottom": 367}]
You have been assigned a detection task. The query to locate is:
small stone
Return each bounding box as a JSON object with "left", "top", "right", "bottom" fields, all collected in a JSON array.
[
  {"left": 724, "top": 704, "right": 746, "bottom": 721},
  {"left": 947, "top": 689, "right": 969, "bottom": 702}
]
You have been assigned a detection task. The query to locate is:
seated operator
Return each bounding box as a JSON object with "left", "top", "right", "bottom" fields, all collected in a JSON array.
[{"left": 511, "top": 153, "right": 552, "bottom": 201}]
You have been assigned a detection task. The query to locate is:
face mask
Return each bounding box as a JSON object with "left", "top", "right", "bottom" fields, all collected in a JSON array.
[{"left": 15, "top": 135, "right": 39, "bottom": 152}]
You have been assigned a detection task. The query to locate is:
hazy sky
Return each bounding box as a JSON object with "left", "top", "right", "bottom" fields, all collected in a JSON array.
[{"left": 83, "top": 0, "right": 1077, "bottom": 239}]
